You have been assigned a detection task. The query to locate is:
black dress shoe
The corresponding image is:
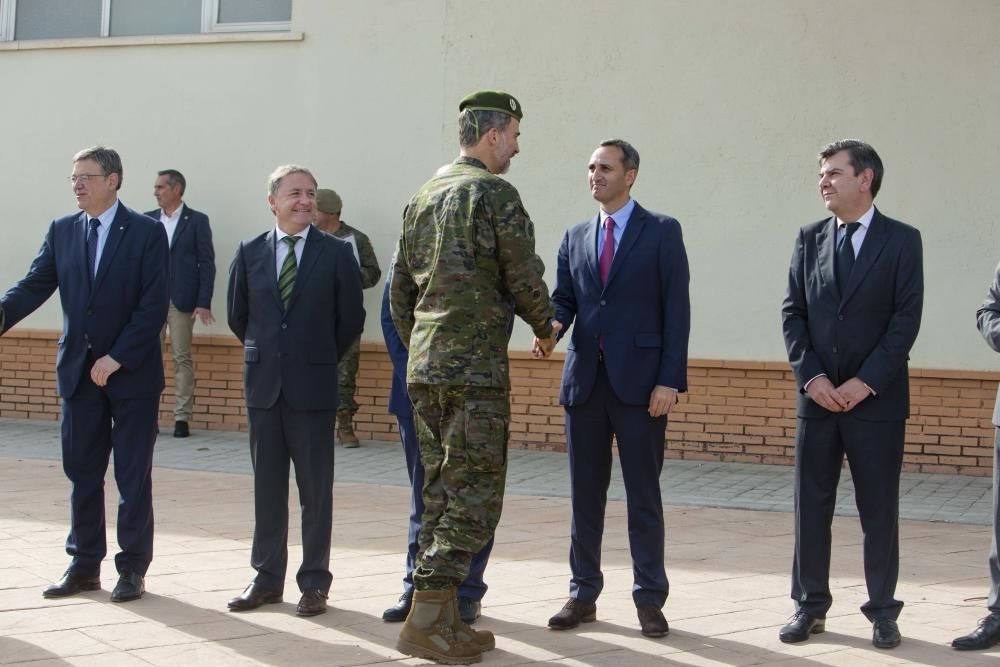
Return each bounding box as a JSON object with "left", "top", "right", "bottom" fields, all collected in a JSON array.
[
  {"left": 228, "top": 582, "right": 283, "bottom": 611},
  {"left": 547, "top": 598, "right": 597, "bottom": 630},
  {"left": 110, "top": 571, "right": 145, "bottom": 602},
  {"left": 458, "top": 596, "right": 481, "bottom": 625},
  {"left": 296, "top": 589, "right": 327, "bottom": 616},
  {"left": 872, "top": 618, "right": 901, "bottom": 649},
  {"left": 778, "top": 611, "right": 825, "bottom": 643},
  {"left": 382, "top": 591, "right": 413, "bottom": 622},
  {"left": 42, "top": 569, "right": 101, "bottom": 598},
  {"left": 953, "top": 612, "right": 1000, "bottom": 650},
  {"left": 637, "top": 605, "right": 669, "bottom": 637},
  {"left": 173, "top": 420, "right": 190, "bottom": 438}
]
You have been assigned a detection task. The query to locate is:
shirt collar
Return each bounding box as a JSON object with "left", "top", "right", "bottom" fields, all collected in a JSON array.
[
  {"left": 275, "top": 224, "right": 311, "bottom": 242},
  {"left": 599, "top": 198, "right": 635, "bottom": 226},
  {"left": 90, "top": 200, "right": 120, "bottom": 228},
  {"left": 836, "top": 204, "right": 874, "bottom": 231},
  {"left": 160, "top": 202, "right": 184, "bottom": 222}
]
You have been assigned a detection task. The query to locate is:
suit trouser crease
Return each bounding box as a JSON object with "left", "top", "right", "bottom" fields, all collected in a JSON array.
[
  {"left": 162, "top": 303, "right": 195, "bottom": 421},
  {"left": 62, "top": 367, "right": 158, "bottom": 576},
  {"left": 988, "top": 427, "right": 1000, "bottom": 611},
  {"left": 408, "top": 384, "right": 507, "bottom": 591},
  {"left": 792, "top": 415, "right": 904, "bottom": 620},
  {"left": 248, "top": 397, "right": 335, "bottom": 593},
  {"left": 565, "top": 363, "right": 668, "bottom": 608},
  {"left": 397, "top": 412, "right": 493, "bottom": 599}
]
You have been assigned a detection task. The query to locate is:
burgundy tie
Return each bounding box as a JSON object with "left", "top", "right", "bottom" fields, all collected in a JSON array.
[{"left": 600, "top": 216, "right": 615, "bottom": 285}]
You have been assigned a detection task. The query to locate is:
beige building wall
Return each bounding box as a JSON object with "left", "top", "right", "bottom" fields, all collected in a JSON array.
[{"left": 1, "top": 0, "right": 998, "bottom": 371}]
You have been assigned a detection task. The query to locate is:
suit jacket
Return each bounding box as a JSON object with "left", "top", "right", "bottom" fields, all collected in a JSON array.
[
  {"left": 227, "top": 227, "right": 365, "bottom": 411},
  {"left": 145, "top": 204, "right": 216, "bottom": 312},
  {"left": 976, "top": 260, "right": 1000, "bottom": 426},
  {"left": 0, "top": 203, "right": 169, "bottom": 399},
  {"left": 380, "top": 276, "right": 411, "bottom": 418},
  {"left": 552, "top": 202, "right": 690, "bottom": 406},
  {"left": 782, "top": 208, "right": 923, "bottom": 421}
]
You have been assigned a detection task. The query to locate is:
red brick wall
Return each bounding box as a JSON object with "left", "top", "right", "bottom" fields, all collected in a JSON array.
[{"left": 1, "top": 330, "right": 996, "bottom": 476}]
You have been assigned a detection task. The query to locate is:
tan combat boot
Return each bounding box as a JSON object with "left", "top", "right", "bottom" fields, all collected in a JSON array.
[
  {"left": 337, "top": 411, "right": 360, "bottom": 448},
  {"left": 449, "top": 592, "right": 495, "bottom": 651},
  {"left": 397, "top": 588, "right": 482, "bottom": 664}
]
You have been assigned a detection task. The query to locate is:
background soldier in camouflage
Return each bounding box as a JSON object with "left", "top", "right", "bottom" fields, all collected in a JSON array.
[
  {"left": 314, "top": 188, "right": 382, "bottom": 447},
  {"left": 389, "top": 90, "right": 556, "bottom": 664}
]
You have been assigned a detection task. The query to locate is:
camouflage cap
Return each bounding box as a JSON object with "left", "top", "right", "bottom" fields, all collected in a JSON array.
[
  {"left": 458, "top": 90, "right": 522, "bottom": 121},
  {"left": 316, "top": 188, "right": 342, "bottom": 214}
]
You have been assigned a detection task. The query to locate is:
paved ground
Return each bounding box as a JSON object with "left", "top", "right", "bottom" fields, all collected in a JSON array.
[{"left": 1, "top": 418, "right": 998, "bottom": 665}]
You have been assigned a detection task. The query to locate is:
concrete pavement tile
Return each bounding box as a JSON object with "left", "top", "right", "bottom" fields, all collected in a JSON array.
[
  {"left": 0, "top": 599, "right": 141, "bottom": 635},
  {"left": 14, "top": 652, "right": 154, "bottom": 666},
  {"left": 1, "top": 629, "right": 113, "bottom": 661},
  {"left": 80, "top": 620, "right": 209, "bottom": 651},
  {"left": 0, "top": 566, "right": 51, "bottom": 589}
]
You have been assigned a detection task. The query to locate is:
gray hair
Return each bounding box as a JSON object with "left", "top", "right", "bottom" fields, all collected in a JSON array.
[
  {"left": 458, "top": 109, "right": 513, "bottom": 148},
  {"left": 818, "top": 139, "right": 884, "bottom": 198},
  {"left": 73, "top": 146, "right": 123, "bottom": 190},
  {"left": 598, "top": 139, "right": 640, "bottom": 172},
  {"left": 267, "top": 164, "right": 317, "bottom": 197},
  {"left": 157, "top": 169, "right": 186, "bottom": 196}
]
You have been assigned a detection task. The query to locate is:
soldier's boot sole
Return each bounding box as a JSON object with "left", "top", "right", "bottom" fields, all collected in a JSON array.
[{"left": 395, "top": 636, "right": 482, "bottom": 665}]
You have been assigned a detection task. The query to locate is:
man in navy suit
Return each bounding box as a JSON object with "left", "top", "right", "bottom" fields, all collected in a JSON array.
[
  {"left": 378, "top": 273, "right": 494, "bottom": 625},
  {"left": 541, "top": 139, "right": 690, "bottom": 638},
  {"left": 227, "top": 164, "right": 364, "bottom": 617},
  {"left": 0, "top": 146, "right": 169, "bottom": 603},
  {"left": 147, "top": 169, "right": 216, "bottom": 438},
  {"left": 780, "top": 140, "right": 923, "bottom": 649}
]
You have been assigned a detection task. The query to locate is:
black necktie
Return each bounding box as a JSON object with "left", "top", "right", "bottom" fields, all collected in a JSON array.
[
  {"left": 836, "top": 222, "right": 861, "bottom": 294},
  {"left": 86, "top": 218, "right": 100, "bottom": 283}
]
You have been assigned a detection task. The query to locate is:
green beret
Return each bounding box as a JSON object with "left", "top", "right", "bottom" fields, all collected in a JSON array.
[
  {"left": 459, "top": 90, "right": 523, "bottom": 121},
  {"left": 316, "top": 188, "right": 342, "bottom": 214}
]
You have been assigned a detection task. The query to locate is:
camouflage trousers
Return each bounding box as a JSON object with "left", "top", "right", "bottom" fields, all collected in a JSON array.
[
  {"left": 407, "top": 383, "right": 510, "bottom": 591},
  {"left": 337, "top": 338, "right": 360, "bottom": 415}
]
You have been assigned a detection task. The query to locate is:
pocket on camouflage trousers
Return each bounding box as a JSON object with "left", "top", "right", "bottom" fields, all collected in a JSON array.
[{"left": 463, "top": 399, "right": 509, "bottom": 473}]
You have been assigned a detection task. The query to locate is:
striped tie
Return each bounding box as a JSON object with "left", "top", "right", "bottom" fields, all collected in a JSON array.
[{"left": 278, "top": 236, "right": 299, "bottom": 307}]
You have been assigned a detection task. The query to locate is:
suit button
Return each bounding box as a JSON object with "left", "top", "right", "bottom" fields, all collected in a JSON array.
[
  {"left": 838, "top": 315, "right": 844, "bottom": 321},
  {"left": 600, "top": 300, "right": 606, "bottom": 306},
  {"left": 281, "top": 323, "right": 287, "bottom": 329},
  {"left": 832, "top": 346, "right": 838, "bottom": 353}
]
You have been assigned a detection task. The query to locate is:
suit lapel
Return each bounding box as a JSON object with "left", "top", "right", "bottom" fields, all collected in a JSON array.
[
  {"left": 74, "top": 213, "right": 91, "bottom": 291},
  {"left": 842, "top": 208, "right": 890, "bottom": 304},
  {"left": 286, "top": 230, "right": 321, "bottom": 312},
  {"left": 264, "top": 230, "right": 283, "bottom": 309},
  {"left": 603, "top": 203, "right": 645, "bottom": 291},
  {"left": 583, "top": 214, "right": 601, "bottom": 289},
  {"left": 817, "top": 217, "right": 839, "bottom": 300},
  {"left": 92, "top": 204, "right": 130, "bottom": 295},
  {"left": 171, "top": 204, "right": 190, "bottom": 249}
]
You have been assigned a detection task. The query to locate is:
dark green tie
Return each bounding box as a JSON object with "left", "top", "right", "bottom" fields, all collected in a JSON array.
[{"left": 278, "top": 236, "right": 299, "bottom": 307}]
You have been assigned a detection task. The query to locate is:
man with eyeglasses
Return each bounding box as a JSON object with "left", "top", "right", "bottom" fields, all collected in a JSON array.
[{"left": 0, "top": 146, "right": 169, "bottom": 603}]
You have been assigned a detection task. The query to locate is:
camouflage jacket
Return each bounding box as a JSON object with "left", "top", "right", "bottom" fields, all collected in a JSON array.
[
  {"left": 332, "top": 222, "right": 382, "bottom": 289},
  {"left": 390, "top": 156, "right": 554, "bottom": 387}
]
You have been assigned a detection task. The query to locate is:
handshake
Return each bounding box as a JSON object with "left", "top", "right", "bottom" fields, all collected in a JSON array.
[{"left": 532, "top": 319, "right": 563, "bottom": 359}]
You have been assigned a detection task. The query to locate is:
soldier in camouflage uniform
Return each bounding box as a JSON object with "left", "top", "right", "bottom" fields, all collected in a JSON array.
[
  {"left": 314, "top": 189, "right": 382, "bottom": 447},
  {"left": 389, "top": 90, "right": 557, "bottom": 664}
]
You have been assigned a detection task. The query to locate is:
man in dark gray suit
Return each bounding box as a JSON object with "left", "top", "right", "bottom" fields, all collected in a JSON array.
[
  {"left": 226, "top": 164, "right": 364, "bottom": 617},
  {"left": 951, "top": 263, "right": 1000, "bottom": 651},
  {"left": 781, "top": 139, "right": 923, "bottom": 649}
]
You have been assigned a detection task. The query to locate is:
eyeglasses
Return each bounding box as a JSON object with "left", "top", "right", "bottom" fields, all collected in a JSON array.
[{"left": 68, "top": 173, "right": 107, "bottom": 185}]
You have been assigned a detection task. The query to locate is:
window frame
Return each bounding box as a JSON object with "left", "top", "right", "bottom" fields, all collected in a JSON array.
[{"left": 0, "top": 0, "right": 291, "bottom": 41}]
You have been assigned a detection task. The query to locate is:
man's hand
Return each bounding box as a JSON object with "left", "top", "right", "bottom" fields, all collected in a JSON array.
[
  {"left": 192, "top": 307, "right": 215, "bottom": 326},
  {"left": 90, "top": 355, "right": 121, "bottom": 387},
  {"left": 532, "top": 319, "right": 563, "bottom": 358},
  {"left": 836, "top": 377, "right": 873, "bottom": 412},
  {"left": 805, "top": 376, "right": 848, "bottom": 412},
  {"left": 532, "top": 336, "right": 556, "bottom": 358},
  {"left": 648, "top": 385, "right": 677, "bottom": 417}
]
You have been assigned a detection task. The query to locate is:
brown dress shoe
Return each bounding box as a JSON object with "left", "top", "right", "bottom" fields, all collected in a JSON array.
[
  {"left": 296, "top": 589, "right": 328, "bottom": 616},
  {"left": 547, "top": 598, "right": 597, "bottom": 630},
  {"left": 42, "top": 569, "right": 101, "bottom": 598},
  {"left": 637, "top": 605, "right": 669, "bottom": 637},
  {"left": 228, "top": 582, "right": 283, "bottom": 611}
]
